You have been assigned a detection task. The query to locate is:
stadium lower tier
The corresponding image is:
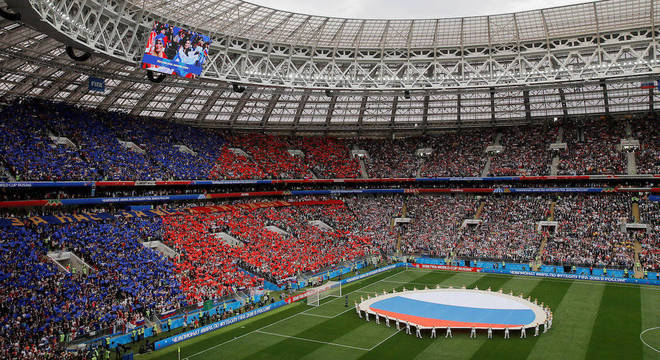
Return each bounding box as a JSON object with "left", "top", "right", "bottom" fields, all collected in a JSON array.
[{"left": 0, "top": 193, "right": 658, "bottom": 359}]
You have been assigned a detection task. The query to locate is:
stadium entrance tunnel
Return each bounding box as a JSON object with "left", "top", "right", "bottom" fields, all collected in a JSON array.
[{"left": 358, "top": 288, "right": 550, "bottom": 334}]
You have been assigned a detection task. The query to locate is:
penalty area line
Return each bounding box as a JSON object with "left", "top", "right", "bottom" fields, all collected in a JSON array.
[
  {"left": 369, "top": 329, "right": 402, "bottom": 351},
  {"left": 255, "top": 330, "right": 370, "bottom": 351}
]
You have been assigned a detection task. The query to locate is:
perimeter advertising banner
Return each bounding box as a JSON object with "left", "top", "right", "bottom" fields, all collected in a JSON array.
[
  {"left": 142, "top": 21, "right": 212, "bottom": 78},
  {"left": 412, "top": 263, "right": 482, "bottom": 272}
]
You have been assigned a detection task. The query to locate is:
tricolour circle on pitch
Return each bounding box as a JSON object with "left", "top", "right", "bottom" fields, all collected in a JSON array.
[{"left": 359, "top": 289, "right": 547, "bottom": 329}]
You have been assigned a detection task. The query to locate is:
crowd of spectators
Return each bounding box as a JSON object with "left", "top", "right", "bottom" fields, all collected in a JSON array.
[
  {"left": 631, "top": 117, "right": 660, "bottom": 174},
  {"left": 544, "top": 194, "right": 634, "bottom": 268},
  {"left": 639, "top": 200, "right": 659, "bottom": 271},
  {"left": 0, "top": 217, "right": 182, "bottom": 359},
  {"left": 1, "top": 100, "right": 658, "bottom": 182},
  {"left": 2, "top": 192, "right": 659, "bottom": 358},
  {"left": 0, "top": 102, "right": 99, "bottom": 180},
  {"left": 558, "top": 119, "right": 626, "bottom": 175},
  {"left": 419, "top": 131, "right": 492, "bottom": 177},
  {"left": 287, "top": 136, "right": 361, "bottom": 178},
  {"left": 344, "top": 195, "right": 403, "bottom": 254},
  {"left": 161, "top": 202, "right": 377, "bottom": 287},
  {"left": 223, "top": 133, "right": 314, "bottom": 179},
  {"left": 348, "top": 138, "right": 421, "bottom": 178},
  {"left": 455, "top": 196, "right": 549, "bottom": 262},
  {"left": 400, "top": 195, "right": 479, "bottom": 257},
  {"left": 161, "top": 213, "right": 263, "bottom": 302},
  {"left": 489, "top": 126, "right": 557, "bottom": 176}
]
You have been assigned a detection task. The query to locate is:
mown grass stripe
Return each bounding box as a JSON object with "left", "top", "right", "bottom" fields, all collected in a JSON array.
[
  {"left": 527, "top": 281, "right": 605, "bottom": 360},
  {"left": 585, "top": 283, "right": 642, "bottom": 360},
  {"left": 469, "top": 278, "right": 573, "bottom": 360},
  {"left": 640, "top": 287, "right": 660, "bottom": 359}
]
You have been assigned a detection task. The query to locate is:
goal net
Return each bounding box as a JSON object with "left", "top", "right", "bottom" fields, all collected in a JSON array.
[{"left": 306, "top": 281, "right": 342, "bottom": 306}]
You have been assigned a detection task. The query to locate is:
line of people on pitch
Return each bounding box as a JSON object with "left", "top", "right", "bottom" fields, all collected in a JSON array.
[{"left": 356, "top": 305, "right": 554, "bottom": 339}]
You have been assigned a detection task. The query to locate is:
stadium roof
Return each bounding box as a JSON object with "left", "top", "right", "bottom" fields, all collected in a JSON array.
[
  {"left": 134, "top": 0, "right": 653, "bottom": 49},
  {"left": 0, "top": 1, "right": 657, "bottom": 133}
]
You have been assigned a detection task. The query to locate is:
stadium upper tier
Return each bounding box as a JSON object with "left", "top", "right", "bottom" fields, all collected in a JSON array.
[
  {"left": 2, "top": 0, "right": 659, "bottom": 91},
  {"left": 0, "top": 99, "right": 658, "bottom": 182}
]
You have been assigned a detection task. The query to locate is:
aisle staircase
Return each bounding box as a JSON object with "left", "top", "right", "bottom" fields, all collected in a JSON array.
[
  {"left": 626, "top": 152, "right": 637, "bottom": 175},
  {"left": 358, "top": 158, "right": 369, "bottom": 178},
  {"left": 549, "top": 127, "right": 564, "bottom": 176},
  {"left": 480, "top": 158, "right": 492, "bottom": 177},
  {"left": 533, "top": 201, "right": 556, "bottom": 270},
  {"left": 631, "top": 201, "right": 644, "bottom": 278},
  {"left": 480, "top": 133, "right": 502, "bottom": 177},
  {"left": 474, "top": 201, "right": 486, "bottom": 219},
  {"left": 633, "top": 242, "right": 643, "bottom": 279},
  {"left": 632, "top": 202, "right": 640, "bottom": 223}
]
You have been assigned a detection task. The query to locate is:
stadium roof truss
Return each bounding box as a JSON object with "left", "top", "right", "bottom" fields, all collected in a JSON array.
[{"left": 0, "top": 0, "right": 659, "bottom": 132}]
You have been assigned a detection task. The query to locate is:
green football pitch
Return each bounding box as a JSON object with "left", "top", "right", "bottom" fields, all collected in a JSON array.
[{"left": 138, "top": 267, "right": 659, "bottom": 360}]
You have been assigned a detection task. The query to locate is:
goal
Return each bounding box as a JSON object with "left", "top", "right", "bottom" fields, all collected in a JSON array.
[{"left": 306, "top": 281, "right": 342, "bottom": 306}]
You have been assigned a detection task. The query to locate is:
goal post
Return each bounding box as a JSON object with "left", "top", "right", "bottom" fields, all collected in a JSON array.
[{"left": 306, "top": 281, "right": 342, "bottom": 306}]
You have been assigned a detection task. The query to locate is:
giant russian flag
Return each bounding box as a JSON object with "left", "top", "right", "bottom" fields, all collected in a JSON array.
[{"left": 368, "top": 290, "right": 538, "bottom": 328}]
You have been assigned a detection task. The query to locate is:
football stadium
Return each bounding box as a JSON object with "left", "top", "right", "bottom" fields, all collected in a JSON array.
[{"left": 0, "top": 0, "right": 659, "bottom": 359}]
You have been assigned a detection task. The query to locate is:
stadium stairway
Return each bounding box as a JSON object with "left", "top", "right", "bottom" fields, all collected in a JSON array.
[
  {"left": 358, "top": 157, "right": 369, "bottom": 178},
  {"left": 632, "top": 202, "right": 641, "bottom": 223},
  {"left": 474, "top": 201, "right": 486, "bottom": 219},
  {"left": 626, "top": 151, "right": 637, "bottom": 175},
  {"left": 550, "top": 127, "right": 564, "bottom": 176},
  {"left": 631, "top": 200, "right": 644, "bottom": 278},
  {"left": 633, "top": 241, "right": 644, "bottom": 278},
  {"left": 549, "top": 201, "right": 556, "bottom": 221},
  {"left": 480, "top": 157, "right": 492, "bottom": 177},
  {"left": 47, "top": 251, "right": 93, "bottom": 275},
  {"left": 480, "top": 133, "right": 501, "bottom": 177},
  {"left": 550, "top": 156, "right": 560, "bottom": 176},
  {"left": 393, "top": 201, "right": 408, "bottom": 254},
  {"left": 624, "top": 121, "right": 633, "bottom": 137},
  {"left": 533, "top": 201, "right": 556, "bottom": 270}
]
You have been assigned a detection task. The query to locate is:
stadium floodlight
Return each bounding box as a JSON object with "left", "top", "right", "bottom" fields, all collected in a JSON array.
[
  {"left": 65, "top": 46, "right": 92, "bottom": 62},
  {"left": 0, "top": 6, "right": 21, "bottom": 21},
  {"left": 232, "top": 83, "right": 246, "bottom": 93},
  {"left": 147, "top": 70, "right": 166, "bottom": 83}
]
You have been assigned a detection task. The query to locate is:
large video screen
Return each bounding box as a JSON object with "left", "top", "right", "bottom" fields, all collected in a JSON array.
[{"left": 142, "top": 21, "right": 212, "bottom": 79}]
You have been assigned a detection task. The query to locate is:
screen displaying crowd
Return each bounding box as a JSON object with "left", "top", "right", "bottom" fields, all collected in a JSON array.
[{"left": 142, "top": 22, "right": 211, "bottom": 78}]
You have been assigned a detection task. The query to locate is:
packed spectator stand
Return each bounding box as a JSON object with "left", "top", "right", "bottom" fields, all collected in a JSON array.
[
  {"left": 1, "top": 100, "right": 658, "bottom": 181},
  {"left": 489, "top": 126, "right": 557, "bottom": 176},
  {"left": 544, "top": 194, "right": 634, "bottom": 268},
  {"left": 1, "top": 99, "right": 659, "bottom": 359},
  {"left": 558, "top": 118, "right": 626, "bottom": 175}
]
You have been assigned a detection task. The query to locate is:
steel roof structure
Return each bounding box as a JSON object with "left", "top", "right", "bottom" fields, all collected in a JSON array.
[
  {"left": 0, "top": 0, "right": 658, "bottom": 133},
  {"left": 136, "top": 0, "right": 650, "bottom": 49}
]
